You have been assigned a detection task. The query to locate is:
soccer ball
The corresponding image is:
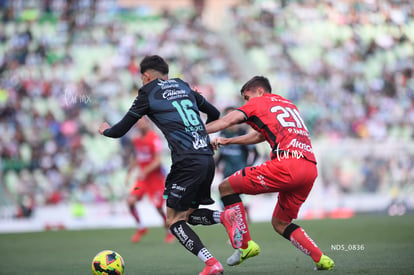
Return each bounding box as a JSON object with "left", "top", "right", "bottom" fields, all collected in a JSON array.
[{"left": 91, "top": 250, "right": 125, "bottom": 275}]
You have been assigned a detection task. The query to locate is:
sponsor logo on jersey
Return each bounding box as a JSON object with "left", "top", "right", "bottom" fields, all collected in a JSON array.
[
  {"left": 162, "top": 89, "right": 187, "bottom": 100},
  {"left": 287, "top": 138, "right": 313, "bottom": 153},
  {"left": 192, "top": 132, "right": 208, "bottom": 149}
]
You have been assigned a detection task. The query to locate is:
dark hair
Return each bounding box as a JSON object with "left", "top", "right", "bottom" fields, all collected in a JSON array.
[
  {"left": 240, "top": 76, "right": 272, "bottom": 94},
  {"left": 140, "top": 55, "right": 169, "bottom": 75},
  {"left": 224, "top": 106, "right": 236, "bottom": 114}
]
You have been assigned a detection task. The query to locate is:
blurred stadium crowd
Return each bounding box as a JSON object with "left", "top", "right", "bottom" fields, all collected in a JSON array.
[{"left": 0, "top": 0, "right": 413, "bottom": 217}]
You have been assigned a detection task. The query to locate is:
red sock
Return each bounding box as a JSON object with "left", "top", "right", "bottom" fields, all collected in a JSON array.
[
  {"left": 224, "top": 202, "right": 251, "bottom": 249},
  {"left": 290, "top": 227, "right": 323, "bottom": 262}
]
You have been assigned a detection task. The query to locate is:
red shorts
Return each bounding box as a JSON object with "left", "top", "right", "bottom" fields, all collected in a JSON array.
[
  {"left": 228, "top": 157, "right": 317, "bottom": 223},
  {"left": 130, "top": 171, "right": 165, "bottom": 209}
]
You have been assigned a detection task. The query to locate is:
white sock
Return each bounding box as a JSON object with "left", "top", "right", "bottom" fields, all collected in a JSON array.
[
  {"left": 213, "top": 211, "right": 221, "bottom": 223},
  {"left": 197, "top": 247, "right": 213, "bottom": 262}
]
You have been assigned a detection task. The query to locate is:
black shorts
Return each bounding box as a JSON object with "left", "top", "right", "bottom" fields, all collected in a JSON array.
[{"left": 164, "top": 154, "right": 215, "bottom": 211}]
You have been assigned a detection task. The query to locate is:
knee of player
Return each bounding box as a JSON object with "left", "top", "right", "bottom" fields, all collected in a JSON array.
[
  {"left": 166, "top": 216, "right": 177, "bottom": 228},
  {"left": 165, "top": 218, "right": 174, "bottom": 228},
  {"left": 126, "top": 196, "right": 136, "bottom": 205},
  {"left": 166, "top": 211, "right": 188, "bottom": 228},
  {"left": 218, "top": 180, "right": 234, "bottom": 196},
  {"left": 271, "top": 217, "right": 290, "bottom": 235}
]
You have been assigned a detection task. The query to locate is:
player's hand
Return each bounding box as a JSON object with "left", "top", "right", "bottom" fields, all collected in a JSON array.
[
  {"left": 98, "top": 122, "right": 110, "bottom": 135},
  {"left": 192, "top": 86, "right": 201, "bottom": 94},
  {"left": 211, "top": 137, "right": 228, "bottom": 150}
]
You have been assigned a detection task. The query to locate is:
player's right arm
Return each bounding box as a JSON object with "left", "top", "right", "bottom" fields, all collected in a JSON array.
[
  {"left": 99, "top": 113, "right": 139, "bottom": 138},
  {"left": 193, "top": 90, "right": 220, "bottom": 124},
  {"left": 99, "top": 91, "right": 149, "bottom": 138},
  {"left": 206, "top": 109, "right": 245, "bottom": 134}
]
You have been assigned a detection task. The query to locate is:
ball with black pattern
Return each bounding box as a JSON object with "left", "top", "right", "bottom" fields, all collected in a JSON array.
[{"left": 91, "top": 250, "right": 125, "bottom": 275}]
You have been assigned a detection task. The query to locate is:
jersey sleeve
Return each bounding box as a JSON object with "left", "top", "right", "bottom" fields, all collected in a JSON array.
[
  {"left": 128, "top": 89, "right": 150, "bottom": 118},
  {"left": 103, "top": 113, "right": 138, "bottom": 138},
  {"left": 193, "top": 91, "right": 220, "bottom": 124},
  {"left": 237, "top": 98, "right": 258, "bottom": 120}
]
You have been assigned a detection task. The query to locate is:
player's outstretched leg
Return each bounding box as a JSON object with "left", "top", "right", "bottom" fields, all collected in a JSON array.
[
  {"left": 226, "top": 239, "right": 261, "bottom": 266},
  {"left": 187, "top": 208, "right": 243, "bottom": 248},
  {"left": 220, "top": 194, "right": 261, "bottom": 265},
  {"left": 221, "top": 194, "right": 252, "bottom": 248}
]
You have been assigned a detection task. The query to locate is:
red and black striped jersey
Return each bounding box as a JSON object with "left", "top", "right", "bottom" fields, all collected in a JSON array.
[{"left": 237, "top": 94, "right": 316, "bottom": 163}]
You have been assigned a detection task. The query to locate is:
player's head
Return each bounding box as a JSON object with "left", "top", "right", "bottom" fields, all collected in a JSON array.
[
  {"left": 240, "top": 76, "right": 272, "bottom": 102},
  {"left": 140, "top": 55, "right": 169, "bottom": 85},
  {"left": 224, "top": 106, "right": 236, "bottom": 115}
]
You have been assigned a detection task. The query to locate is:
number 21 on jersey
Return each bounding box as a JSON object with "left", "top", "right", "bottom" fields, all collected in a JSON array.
[{"left": 271, "top": 106, "right": 308, "bottom": 131}]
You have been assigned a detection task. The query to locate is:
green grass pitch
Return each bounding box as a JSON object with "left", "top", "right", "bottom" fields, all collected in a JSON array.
[{"left": 0, "top": 214, "right": 413, "bottom": 274}]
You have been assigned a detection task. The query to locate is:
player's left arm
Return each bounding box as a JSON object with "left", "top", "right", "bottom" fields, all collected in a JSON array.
[{"left": 212, "top": 130, "right": 264, "bottom": 150}]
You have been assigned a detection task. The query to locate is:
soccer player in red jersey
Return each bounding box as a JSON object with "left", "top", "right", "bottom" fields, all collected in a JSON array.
[
  {"left": 192, "top": 76, "right": 334, "bottom": 270},
  {"left": 126, "top": 116, "right": 174, "bottom": 244}
]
